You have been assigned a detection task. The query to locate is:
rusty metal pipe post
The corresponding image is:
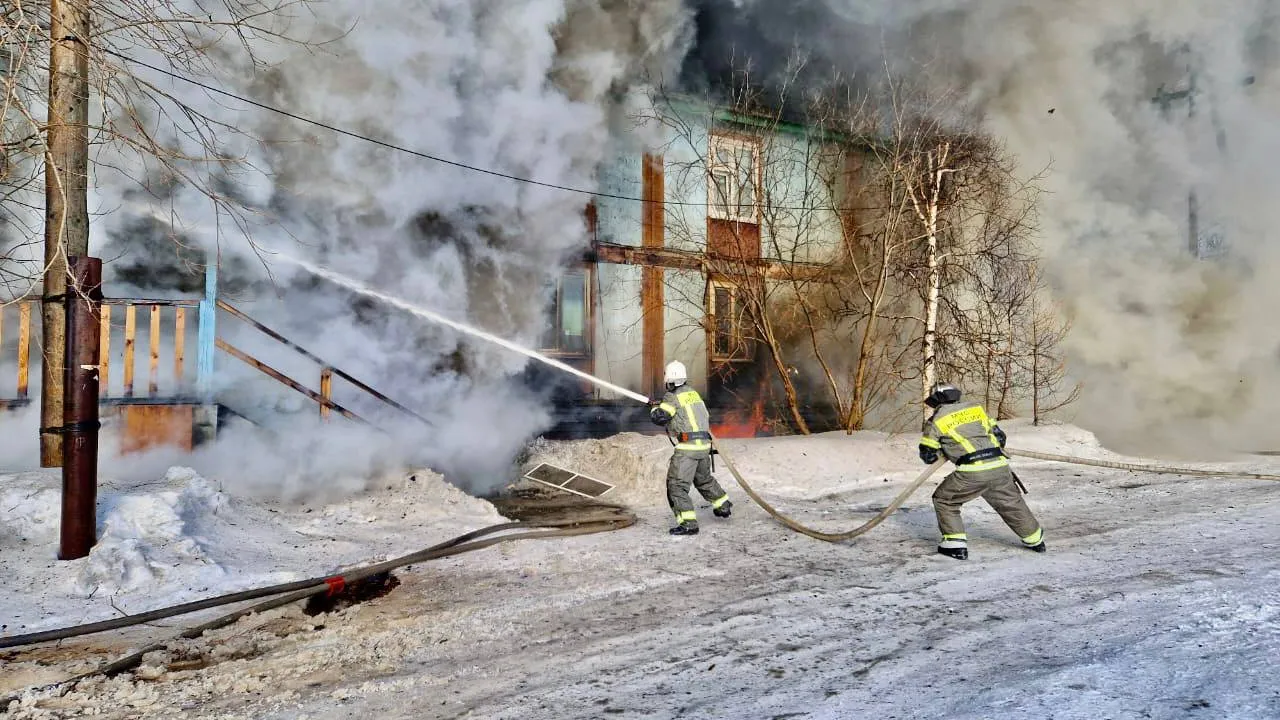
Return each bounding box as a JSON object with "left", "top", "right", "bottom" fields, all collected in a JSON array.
[{"left": 59, "top": 256, "right": 103, "bottom": 560}]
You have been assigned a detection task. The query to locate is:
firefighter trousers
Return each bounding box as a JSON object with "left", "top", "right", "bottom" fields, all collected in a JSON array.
[
  {"left": 932, "top": 465, "right": 1041, "bottom": 542},
  {"left": 666, "top": 449, "right": 729, "bottom": 523}
]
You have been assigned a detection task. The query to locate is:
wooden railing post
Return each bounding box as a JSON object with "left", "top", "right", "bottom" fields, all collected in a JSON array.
[
  {"left": 194, "top": 259, "right": 218, "bottom": 444},
  {"left": 122, "top": 304, "right": 136, "bottom": 398},
  {"left": 174, "top": 307, "right": 186, "bottom": 386},
  {"left": 319, "top": 367, "right": 333, "bottom": 421},
  {"left": 148, "top": 304, "right": 160, "bottom": 396},
  {"left": 17, "top": 301, "right": 32, "bottom": 400},
  {"left": 98, "top": 304, "right": 111, "bottom": 397}
]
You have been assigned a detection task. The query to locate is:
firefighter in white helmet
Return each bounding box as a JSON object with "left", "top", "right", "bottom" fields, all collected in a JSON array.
[
  {"left": 918, "top": 382, "right": 1046, "bottom": 560},
  {"left": 648, "top": 360, "right": 733, "bottom": 535}
]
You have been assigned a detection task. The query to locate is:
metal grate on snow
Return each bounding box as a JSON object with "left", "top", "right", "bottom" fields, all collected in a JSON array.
[{"left": 523, "top": 462, "right": 615, "bottom": 499}]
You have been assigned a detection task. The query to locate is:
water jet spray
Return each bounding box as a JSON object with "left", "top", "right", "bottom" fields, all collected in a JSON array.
[{"left": 277, "top": 255, "right": 653, "bottom": 405}]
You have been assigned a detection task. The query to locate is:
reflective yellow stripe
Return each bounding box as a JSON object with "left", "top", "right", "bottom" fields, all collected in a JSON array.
[
  {"left": 979, "top": 414, "right": 1001, "bottom": 449},
  {"left": 933, "top": 406, "right": 985, "bottom": 435},
  {"left": 678, "top": 391, "right": 701, "bottom": 430},
  {"left": 919, "top": 437, "right": 941, "bottom": 449},
  {"left": 711, "top": 495, "right": 729, "bottom": 509},
  {"left": 934, "top": 406, "right": 985, "bottom": 454},
  {"left": 676, "top": 510, "right": 697, "bottom": 523},
  {"left": 954, "top": 457, "right": 1009, "bottom": 472},
  {"left": 675, "top": 390, "right": 710, "bottom": 450},
  {"left": 1022, "top": 528, "right": 1043, "bottom": 545},
  {"left": 946, "top": 428, "right": 976, "bottom": 454},
  {"left": 659, "top": 402, "right": 677, "bottom": 416},
  {"left": 942, "top": 533, "right": 967, "bottom": 541}
]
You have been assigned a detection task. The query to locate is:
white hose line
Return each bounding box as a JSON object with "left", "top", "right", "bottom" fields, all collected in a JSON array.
[{"left": 1005, "top": 447, "right": 1280, "bottom": 482}]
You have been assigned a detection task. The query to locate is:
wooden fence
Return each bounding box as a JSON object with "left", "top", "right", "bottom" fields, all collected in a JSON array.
[
  {"left": 100, "top": 298, "right": 201, "bottom": 399},
  {"left": 2, "top": 293, "right": 428, "bottom": 429}
]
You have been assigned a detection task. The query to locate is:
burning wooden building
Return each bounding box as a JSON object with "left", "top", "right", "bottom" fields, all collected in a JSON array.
[{"left": 532, "top": 93, "right": 863, "bottom": 439}]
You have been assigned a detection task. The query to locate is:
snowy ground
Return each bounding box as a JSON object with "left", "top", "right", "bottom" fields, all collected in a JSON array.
[{"left": 3, "top": 422, "right": 1279, "bottom": 719}]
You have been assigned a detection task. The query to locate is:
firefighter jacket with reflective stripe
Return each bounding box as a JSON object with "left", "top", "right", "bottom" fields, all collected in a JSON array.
[
  {"left": 919, "top": 400, "right": 1009, "bottom": 472},
  {"left": 656, "top": 386, "right": 713, "bottom": 452}
]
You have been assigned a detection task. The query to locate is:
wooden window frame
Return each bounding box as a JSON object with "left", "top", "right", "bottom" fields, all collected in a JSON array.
[
  {"left": 707, "top": 133, "right": 762, "bottom": 225},
  {"left": 540, "top": 266, "right": 593, "bottom": 358},
  {"left": 707, "top": 278, "right": 752, "bottom": 362}
]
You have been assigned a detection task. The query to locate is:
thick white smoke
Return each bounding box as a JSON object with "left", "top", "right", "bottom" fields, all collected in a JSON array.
[
  {"left": 1, "top": 1, "right": 694, "bottom": 493},
  {"left": 684, "top": 0, "right": 1280, "bottom": 456},
  {"left": 7, "top": 0, "right": 1275, "bottom": 489}
]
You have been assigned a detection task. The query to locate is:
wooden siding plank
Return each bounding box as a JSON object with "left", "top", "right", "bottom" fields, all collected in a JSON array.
[
  {"left": 640, "top": 153, "right": 667, "bottom": 397},
  {"left": 589, "top": 242, "right": 826, "bottom": 281}
]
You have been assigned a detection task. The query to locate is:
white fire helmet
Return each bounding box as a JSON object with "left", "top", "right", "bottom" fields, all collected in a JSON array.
[{"left": 664, "top": 361, "right": 688, "bottom": 388}]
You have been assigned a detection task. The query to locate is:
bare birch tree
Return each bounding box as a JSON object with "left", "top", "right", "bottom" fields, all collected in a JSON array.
[
  {"left": 1, "top": 0, "right": 323, "bottom": 300},
  {"left": 1023, "top": 263, "right": 1080, "bottom": 424},
  {"left": 847, "top": 73, "right": 1049, "bottom": 424}
]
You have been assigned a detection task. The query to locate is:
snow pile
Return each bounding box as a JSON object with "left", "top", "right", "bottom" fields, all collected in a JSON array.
[
  {"left": 0, "top": 473, "right": 61, "bottom": 543},
  {"left": 0, "top": 464, "right": 504, "bottom": 638},
  {"left": 74, "top": 468, "right": 230, "bottom": 597}
]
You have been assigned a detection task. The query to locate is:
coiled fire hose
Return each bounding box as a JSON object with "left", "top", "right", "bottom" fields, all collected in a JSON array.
[
  {"left": 712, "top": 443, "right": 1280, "bottom": 544},
  {"left": 1, "top": 503, "right": 635, "bottom": 705}
]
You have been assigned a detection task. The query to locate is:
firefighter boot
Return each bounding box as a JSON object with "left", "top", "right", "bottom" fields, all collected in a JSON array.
[
  {"left": 1025, "top": 541, "right": 1047, "bottom": 553},
  {"left": 937, "top": 537, "right": 968, "bottom": 561},
  {"left": 713, "top": 499, "right": 733, "bottom": 518},
  {"left": 670, "top": 522, "right": 700, "bottom": 536}
]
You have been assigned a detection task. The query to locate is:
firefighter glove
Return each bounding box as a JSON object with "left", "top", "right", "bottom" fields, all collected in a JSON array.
[
  {"left": 993, "top": 425, "right": 1007, "bottom": 448},
  {"left": 918, "top": 444, "right": 939, "bottom": 465}
]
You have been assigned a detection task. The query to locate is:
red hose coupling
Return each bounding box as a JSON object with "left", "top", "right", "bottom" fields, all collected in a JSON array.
[{"left": 323, "top": 576, "right": 346, "bottom": 596}]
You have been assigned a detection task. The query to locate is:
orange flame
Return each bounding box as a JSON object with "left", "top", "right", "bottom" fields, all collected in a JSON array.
[{"left": 711, "top": 398, "right": 767, "bottom": 439}]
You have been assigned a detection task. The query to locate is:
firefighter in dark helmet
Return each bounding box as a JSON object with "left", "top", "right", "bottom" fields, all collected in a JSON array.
[
  {"left": 649, "top": 361, "right": 733, "bottom": 535},
  {"left": 917, "top": 382, "right": 1045, "bottom": 560}
]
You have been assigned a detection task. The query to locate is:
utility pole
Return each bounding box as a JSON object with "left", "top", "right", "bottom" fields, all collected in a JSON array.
[
  {"left": 41, "top": 0, "right": 92, "bottom": 467},
  {"left": 60, "top": 256, "right": 102, "bottom": 560}
]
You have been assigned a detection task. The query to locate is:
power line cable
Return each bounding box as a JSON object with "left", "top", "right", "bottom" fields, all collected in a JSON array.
[{"left": 100, "top": 47, "right": 895, "bottom": 214}]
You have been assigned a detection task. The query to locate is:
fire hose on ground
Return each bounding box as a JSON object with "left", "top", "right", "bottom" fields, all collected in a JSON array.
[
  {"left": 710, "top": 443, "right": 1280, "bottom": 544},
  {"left": 0, "top": 504, "right": 635, "bottom": 706}
]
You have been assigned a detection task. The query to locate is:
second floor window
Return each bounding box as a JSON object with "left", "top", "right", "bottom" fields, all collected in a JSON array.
[
  {"left": 541, "top": 269, "right": 590, "bottom": 356},
  {"left": 708, "top": 134, "right": 761, "bottom": 224}
]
